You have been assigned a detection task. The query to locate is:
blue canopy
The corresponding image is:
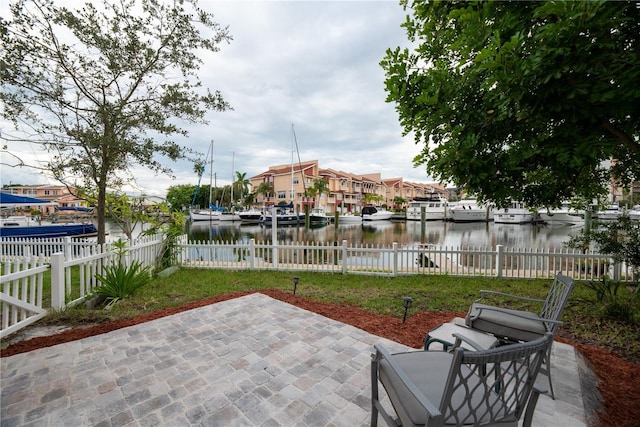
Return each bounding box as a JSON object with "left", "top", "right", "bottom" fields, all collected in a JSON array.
[
  {"left": 0, "top": 192, "right": 56, "bottom": 207},
  {"left": 209, "top": 203, "right": 228, "bottom": 211}
]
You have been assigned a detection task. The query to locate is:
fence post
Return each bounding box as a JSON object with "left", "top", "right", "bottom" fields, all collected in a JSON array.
[
  {"left": 50, "top": 252, "right": 65, "bottom": 311},
  {"left": 612, "top": 262, "right": 621, "bottom": 282},
  {"left": 342, "top": 240, "right": 347, "bottom": 274},
  {"left": 64, "top": 236, "right": 71, "bottom": 260},
  {"left": 392, "top": 242, "right": 398, "bottom": 277},
  {"left": 249, "top": 239, "right": 255, "bottom": 270},
  {"left": 495, "top": 245, "right": 504, "bottom": 278}
]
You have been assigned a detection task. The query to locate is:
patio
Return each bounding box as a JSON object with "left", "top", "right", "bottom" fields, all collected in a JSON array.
[{"left": 1, "top": 293, "right": 588, "bottom": 426}]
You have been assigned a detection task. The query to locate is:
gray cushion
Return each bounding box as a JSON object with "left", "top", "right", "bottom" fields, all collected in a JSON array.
[
  {"left": 466, "top": 303, "right": 547, "bottom": 342},
  {"left": 378, "top": 351, "right": 508, "bottom": 426}
]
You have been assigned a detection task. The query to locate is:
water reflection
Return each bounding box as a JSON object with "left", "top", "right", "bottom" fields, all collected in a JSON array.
[{"left": 186, "top": 220, "right": 585, "bottom": 249}]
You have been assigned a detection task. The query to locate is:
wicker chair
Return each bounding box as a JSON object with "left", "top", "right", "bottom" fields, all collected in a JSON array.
[{"left": 371, "top": 333, "right": 553, "bottom": 427}]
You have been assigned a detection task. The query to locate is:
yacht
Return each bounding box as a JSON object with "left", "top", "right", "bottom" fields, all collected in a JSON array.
[
  {"left": 450, "top": 199, "right": 493, "bottom": 223},
  {"left": 308, "top": 208, "right": 329, "bottom": 226},
  {"left": 538, "top": 202, "right": 584, "bottom": 225},
  {"left": 493, "top": 201, "right": 534, "bottom": 224},
  {"left": 595, "top": 203, "right": 623, "bottom": 221},
  {"left": 361, "top": 206, "right": 393, "bottom": 221},
  {"left": 238, "top": 208, "right": 263, "bottom": 224},
  {"left": 406, "top": 197, "right": 450, "bottom": 221}
]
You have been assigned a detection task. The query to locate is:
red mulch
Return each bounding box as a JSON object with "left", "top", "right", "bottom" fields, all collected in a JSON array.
[{"left": 2, "top": 289, "right": 639, "bottom": 427}]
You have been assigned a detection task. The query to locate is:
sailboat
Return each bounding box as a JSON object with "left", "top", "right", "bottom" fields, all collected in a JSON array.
[
  {"left": 259, "top": 125, "right": 304, "bottom": 227},
  {"left": 219, "top": 152, "right": 242, "bottom": 221},
  {"left": 190, "top": 142, "right": 225, "bottom": 222}
]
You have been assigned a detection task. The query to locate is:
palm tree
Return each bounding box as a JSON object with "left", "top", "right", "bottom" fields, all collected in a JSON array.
[
  {"left": 306, "top": 178, "right": 329, "bottom": 208},
  {"left": 393, "top": 196, "right": 407, "bottom": 210},
  {"left": 234, "top": 171, "right": 250, "bottom": 206},
  {"left": 363, "top": 193, "right": 384, "bottom": 207},
  {"left": 256, "top": 182, "right": 273, "bottom": 205}
]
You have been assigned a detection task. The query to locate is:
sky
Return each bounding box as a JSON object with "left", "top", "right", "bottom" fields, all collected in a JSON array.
[{"left": 0, "top": 0, "right": 432, "bottom": 197}]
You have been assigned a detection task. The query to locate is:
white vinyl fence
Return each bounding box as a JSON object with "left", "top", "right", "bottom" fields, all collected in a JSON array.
[
  {"left": 1, "top": 234, "right": 636, "bottom": 338},
  {"left": 0, "top": 235, "right": 163, "bottom": 338},
  {"left": 175, "top": 237, "right": 633, "bottom": 281}
]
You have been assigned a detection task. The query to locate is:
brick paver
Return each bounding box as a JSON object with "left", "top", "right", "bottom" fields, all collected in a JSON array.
[{"left": 1, "top": 293, "right": 587, "bottom": 426}]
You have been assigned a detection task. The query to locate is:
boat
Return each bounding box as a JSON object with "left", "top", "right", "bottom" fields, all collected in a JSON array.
[
  {"left": 218, "top": 211, "right": 241, "bottom": 222},
  {"left": 56, "top": 206, "right": 95, "bottom": 214},
  {"left": 595, "top": 203, "right": 623, "bottom": 221},
  {"left": 406, "top": 196, "right": 450, "bottom": 221},
  {"left": 538, "top": 202, "right": 584, "bottom": 225},
  {"left": 238, "top": 208, "right": 263, "bottom": 224},
  {"left": 361, "top": 206, "right": 393, "bottom": 221},
  {"left": 308, "top": 208, "right": 329, "bottom": 226},
  {"left": 493, "top": 201, "right": 534, "bottom": 224},
  {"left": 450, "top": 198, "right": 494, "bottom": 223},
  {"left": 189, "top": 142, "right": 225, "bottom": 222},
  {"left": 0, "top": 221, "right": 98, "bottom": 238},
  {"left": 0, "top": 193, "right": 98, "bottom": 238},
  {"left": 0, "top": 215, "right": 97, "bottom": 238},
  {"left": 259, "top": 206, "right": 303, "bottom": 226},
  {"left": 629, "top": 205, "right": 640, "bottom": 221},
  {"left": 337, "top": 213, "right": 362, "bottom": 224}
]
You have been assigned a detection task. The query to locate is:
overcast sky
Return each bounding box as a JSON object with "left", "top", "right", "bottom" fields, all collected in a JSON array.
[{"left": 0, "top": 0, "right": 432, "bottom": 197}]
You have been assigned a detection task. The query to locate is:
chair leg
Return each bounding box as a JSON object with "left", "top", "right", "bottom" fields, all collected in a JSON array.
[
  {"left": 371, "top": 355, "right": 379, "bottom": 427},
  {"left": 523, "top": 388, "right": 541, "bottom": 427},
  {"left": 545, "top": 345, "right": 555, "bottom": 400}
]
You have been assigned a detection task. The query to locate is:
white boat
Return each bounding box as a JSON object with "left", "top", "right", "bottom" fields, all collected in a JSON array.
[
  {"left": 538, "top": 202, "right": 584, "bottom": 225},
  {"left": 189, "top": 207, "right": 222, "bottom": 222},
  {"left": 238, "top": 209, "right": 263, "bottom": 224},
  {"left": 450, "top": 199, "right": 493, "bottom": 223},
  {"left": 190, "top": 142, "right": 225, "bottom": 222},
  {"left": 337, "top": 213, "right": 362, "bottom": 224},
  {"left": 308, "top": 208, "right": 329, "bottom": 226},
  {"left": 260, "top": 207, "right": 303, "bottom": 226},
  {"left": 406, "top": 197, "right": 450, "bottom": 221},
  {"left": 362, "top": 206, "right": 393, "bottom": 221},
  {"left": 493, "top": 201, "right": 534, "bottom": 224},
  {"left": 595, "top": 203, "right": 623, "bottom": 221},
  {"left": 629, "top": 205, "right": 640, "bottom": 221},
  {"left": 218, "top": 212, "right": 241, "bottom": 221}
]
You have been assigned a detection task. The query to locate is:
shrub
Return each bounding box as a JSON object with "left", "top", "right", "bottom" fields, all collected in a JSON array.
[
  {"left": 94, "top": 261, "right": 151, "bottom": 304},
  {"left": 585, "top": 277, "right": 635, "bottom": 322}
]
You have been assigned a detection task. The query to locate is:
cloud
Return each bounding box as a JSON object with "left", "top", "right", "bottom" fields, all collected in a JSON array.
[{"left": 1, "top": 0, "right": 431, "bottom": 197}]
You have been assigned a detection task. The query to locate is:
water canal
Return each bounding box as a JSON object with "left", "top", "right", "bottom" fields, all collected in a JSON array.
[{"left": 185, "top": 220, "right": 585, "bottom": 250}]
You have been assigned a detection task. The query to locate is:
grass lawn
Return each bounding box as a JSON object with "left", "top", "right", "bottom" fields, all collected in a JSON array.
[{"left": 37, "top": 268, "right": 640, "bottom": 363}]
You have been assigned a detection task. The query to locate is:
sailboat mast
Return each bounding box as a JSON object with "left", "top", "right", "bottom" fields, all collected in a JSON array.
[
  {"left": 209, "top": 142, "right": 214, "bottom": 208},
  {"left": 291, "top": 124, "right": 295, "bottom": 204},
  {"left": 231, "top": 151, "right": 235, "bottom": 209}
]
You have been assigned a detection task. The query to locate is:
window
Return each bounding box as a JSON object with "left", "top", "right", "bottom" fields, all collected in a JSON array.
[
  {"left": 277, "top": 191, "right": 287, "bottom": 199},
  {"left": 293, "top": 178, "right": 299, "bottom": 185}
]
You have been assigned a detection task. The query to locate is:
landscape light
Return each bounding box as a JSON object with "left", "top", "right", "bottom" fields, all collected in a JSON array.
[
  {"left": 401, "top": 296, "right": 414, "bottom": 323},
  {"left": 293, "top": 276, "right": 300, "bottom": 295}
]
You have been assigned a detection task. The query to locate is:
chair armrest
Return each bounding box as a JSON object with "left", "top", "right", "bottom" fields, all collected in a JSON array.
[
  {"left": 451, "top": 333, "right": 487, "bottom": 351},
  {"left": 473, "top": 305, "right": 564, "bottom": 327},
  {"left": 373, "top": 344, "right": 443, "bottom": 422},
  {"left": 478, "top": 290, "right": 546, "bottom": 304}
]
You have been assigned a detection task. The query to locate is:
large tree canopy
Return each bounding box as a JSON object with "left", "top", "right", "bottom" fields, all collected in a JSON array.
[
  {"left": 0, "top": 0, "right": 232, "bottom": 243},
  {"left": 382, "top": 0, "right": 640, "bottom": 208}
]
